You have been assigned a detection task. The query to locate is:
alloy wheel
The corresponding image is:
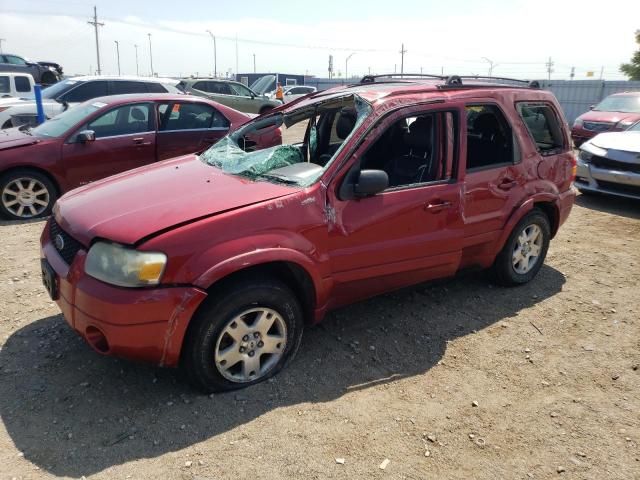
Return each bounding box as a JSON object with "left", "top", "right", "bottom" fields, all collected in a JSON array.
[
  {"left": 214, "top": 307, "right": 287, "bottom": 383},
  {"left": 1, "top": 177, "right": 50, "bottom": 219},
  {"left": 512, "top": 224, "right": 543, "bottom": 275}
]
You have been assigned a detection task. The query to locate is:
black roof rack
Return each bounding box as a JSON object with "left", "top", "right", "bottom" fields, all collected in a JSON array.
[{"left": 359, "top": 73, "right": 540, "bottom": 89}]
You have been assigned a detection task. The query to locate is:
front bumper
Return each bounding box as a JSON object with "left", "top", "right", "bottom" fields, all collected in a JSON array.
[
  {"left": 41, "top": 223, "right": 207, "bottom": 367},
  {"left": 575, "top": 159, "right": 640, "bottom": 200}
]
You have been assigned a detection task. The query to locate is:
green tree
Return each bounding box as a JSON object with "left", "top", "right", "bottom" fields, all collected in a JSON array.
[{"left": 620, "top": 30, "right": 640, "bottom": 80}]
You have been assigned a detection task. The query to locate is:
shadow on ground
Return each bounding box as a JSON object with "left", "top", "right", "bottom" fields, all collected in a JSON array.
[
  {"left": 575, "top": 191, "right": 640, "bottom": 220},
  {"left": 0, "top": 266, "right": 565, "bottom": 477}
]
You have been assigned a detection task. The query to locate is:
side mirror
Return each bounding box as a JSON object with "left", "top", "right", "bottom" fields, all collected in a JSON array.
[
  {"left": 589, "top": 105, "right": 595, "bottom": 110},
  {"left": 354, "top": 170, "right": 389, "bottom": 197},
  {"left": 77, "top": 130, "right": 96, "bottom": 143}
]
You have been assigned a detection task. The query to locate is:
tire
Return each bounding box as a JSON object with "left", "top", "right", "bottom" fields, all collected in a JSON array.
[
  {"left": 259, "top": 106, "right": 274, "bottom": 115},
  {"left": 0, "top": 169, "right": 57, "bottom": 220},
  {"left": 40, "top": 72, "right": 57, "bottom": 87},
  {"left": 491, "top": 208, "right": 551, "bottom": 286},
  {"left": 181, "top": 277, "right": 304, "bottom": 393}
]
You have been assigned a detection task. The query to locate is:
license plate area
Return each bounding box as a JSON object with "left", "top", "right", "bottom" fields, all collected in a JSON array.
[{"left": 41, "top": 258, "right": 59, "bottom": 301}]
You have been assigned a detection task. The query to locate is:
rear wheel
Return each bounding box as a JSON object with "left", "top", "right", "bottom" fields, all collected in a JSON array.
[
  {"left": 259, "top": 106, "right": 274, "bottom": 115},
  {"left": 491, "top": 209, "right": 550, "bottom": 286},
  {"left": 181, "top": 277, "right": 304, "bottom": 393},
  {"left": 40, "top": 71, "right": 57, "bottom": 86},
  {"left": 0, "top": 170, "right": 57, "bottom": 220}
]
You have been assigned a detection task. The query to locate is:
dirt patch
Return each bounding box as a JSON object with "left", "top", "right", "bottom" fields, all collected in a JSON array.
[{"left": 0, "top": 193, "right": 639, "bottom": 479}]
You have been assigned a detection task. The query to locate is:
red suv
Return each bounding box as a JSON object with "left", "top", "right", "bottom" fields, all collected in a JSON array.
[
  {"left": 571, "top": 92, "right": 640, "bottom": 146},
  {"left": 40, "top": 75, "right": 576, "bottom": 392}
]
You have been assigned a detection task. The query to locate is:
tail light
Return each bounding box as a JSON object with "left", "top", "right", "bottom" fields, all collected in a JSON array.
[{"left": 570, "top": 153, "right": 577, "bottom": 181}]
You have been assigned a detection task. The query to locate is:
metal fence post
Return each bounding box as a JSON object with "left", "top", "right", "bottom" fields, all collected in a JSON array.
[{"left": 34, "top": 84, "right": 45, "bottom": 125}]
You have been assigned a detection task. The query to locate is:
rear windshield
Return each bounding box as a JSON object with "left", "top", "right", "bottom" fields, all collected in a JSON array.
[
  {"left": 594, "top": 95, "right": 640, "bottom": 113},
  {"left": 200, "top": 94, "right": 371, "bottom": 186}
]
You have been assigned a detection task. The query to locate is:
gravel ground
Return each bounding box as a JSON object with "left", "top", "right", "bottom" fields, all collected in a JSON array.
[{"left": 0, "top": 192, "right": 639, "bottom": 480}]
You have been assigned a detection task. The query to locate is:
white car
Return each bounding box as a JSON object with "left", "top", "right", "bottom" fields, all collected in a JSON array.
[
  {"left": 268, "top": 85, "right": 317, "bottom": 104},
  {"left": 0, "top": 72, "right": 35, "bottom": 98},
  {"left": 575, "top": 121, "right": 640, "bottom": 199},
  {"left": 0, "top": 75, "right": 182, "bottom": 129}
]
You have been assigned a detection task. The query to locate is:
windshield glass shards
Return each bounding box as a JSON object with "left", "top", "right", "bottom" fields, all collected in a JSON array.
[{"left": 200, "top": 94, "right": 371, "bottom": 186}]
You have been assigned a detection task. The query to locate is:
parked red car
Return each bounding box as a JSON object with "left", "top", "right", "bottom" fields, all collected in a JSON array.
[
  {"left": 0, "top": 94, "right": 252, "bottom": 220},
  {"left": 41, "top": 75, "right": 576, "bottom": 392},
  {"left": 571, "top": 92, "right": 640, "bottom": 146}
]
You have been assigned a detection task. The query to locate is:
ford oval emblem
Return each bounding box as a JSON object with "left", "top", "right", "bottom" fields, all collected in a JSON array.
[{"left": 54, "top": 234, "right": 65, "bottom": 251}]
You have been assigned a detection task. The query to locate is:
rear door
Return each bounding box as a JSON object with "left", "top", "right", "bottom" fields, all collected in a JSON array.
[
  {"left": 461, "top": 102, "right": 527, "bottom": 264},
  {"left": 60, "top": 102, "right": 156, "bottom": 188},
  {"left": 156, "top": 100, "right": 231, "bottom": 160}
]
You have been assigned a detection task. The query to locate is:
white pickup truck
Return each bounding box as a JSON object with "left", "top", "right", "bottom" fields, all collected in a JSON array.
[{"left": 0, "top": 72, "right": 35, "bottom": 98}]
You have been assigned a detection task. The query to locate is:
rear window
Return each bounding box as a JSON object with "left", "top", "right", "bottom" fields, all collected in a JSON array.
[
  {"left": 516, "top": 102, "right": 565, "bottom": 155},
  {"left": 0, "top": 76, "right": 9, "bottom": 94},
  {"left": 14, "top": 76, "right": 31, "bottom": 92},
  {"left": 110, "top": 81, "right": 148, "bottom": 94},
  {"left": 147, "top": 82, "right": 168, "bottom": 93}
]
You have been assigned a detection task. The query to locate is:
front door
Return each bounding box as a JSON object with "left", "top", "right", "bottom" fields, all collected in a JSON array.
[
  {"left": 60, "top": 102, "right": 156, "bottom": 188},
  {"left": 326, "top": 106, "right": 464, "bottom": 307}
]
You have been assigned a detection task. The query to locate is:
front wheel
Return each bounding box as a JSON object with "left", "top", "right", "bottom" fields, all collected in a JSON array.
[
  {"left": 0, "top": 170, "right": 57, "bottom": 220},
  {"left": 181, "top": 278, "right": 304, "bottom": 392},
  {"left": 491, "top": 209, "right": 551, "bottom": 286}
]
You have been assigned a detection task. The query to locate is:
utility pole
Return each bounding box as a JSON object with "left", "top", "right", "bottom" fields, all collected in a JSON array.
[
  {"left": 235, "top": 34, "right": 239, "bottom": 79},
  {"left": 345, "top": 53, "right": 355, "bottom": 82},
  {"left": 599, "top": 66, "right": 604, "bottom": 80},
  {"left": 114, "top": 41, "right": 121, "bottom": 75},
  {"left": 134, "top": 44, "right": 139, "bottom": 76},
  {"left": 0, "top": 39, "right": 5, "bottom": 54},
  {"left": 570, "top": 66, "right": 575, "bottom": 80},
  {"left": 399, "top": 43, "right": 407, "bottom": 76},
  {"left": 328, "top": 55, "right": 334, "bottom": 79},
  {"left": 545, "top": 57, "right": 554, "bottom": 80},
  {"left": 205, "top": 30, "right": 217, "bottom": 77},
  {"left": 253, "top": 53, "right": 256, "bottom": 73},
  {"left": 147, "top": 33, "right": 154, "bottom": 76},
  {"left": 87, "top": 6, "right": 104, "bottom": 75}
]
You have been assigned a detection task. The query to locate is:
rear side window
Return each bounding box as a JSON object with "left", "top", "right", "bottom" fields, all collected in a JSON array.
[
  {"left": 158, "top": 102, "right": 229, "bottom": 131},
  {"left": 110, "top": 81, "right": 148, "bottom": 94},
  {"left": 0, "top": 76, "right": 9, "bottom": 93},
  {"left": 14, "top": 76, "right": 31, "bottom": 92},
  {"left": 465, "top": 104, "right": 515, "bottom": 170},
  {"left": 62, "top": 81, "right": 108, "bottom": 102},
  {"left": 146, "top": 82, "right": 168, "bottom": 93},
  {"left": 516, "top": 102, "right": 565, "bottom": 155}
]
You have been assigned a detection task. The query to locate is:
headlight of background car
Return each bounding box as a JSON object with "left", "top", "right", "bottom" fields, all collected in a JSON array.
[
  {"left": 85, "top": 242, "right": 167, "bottom": 287},
  {"left": 578, "top": 150, "right": 593, "bottom": 162},
  {"left": 617, "top": 120, "right": 635, "bottom": 130},
  {"left": 573, "top": 118, "right": 583, "bottom": 128}
]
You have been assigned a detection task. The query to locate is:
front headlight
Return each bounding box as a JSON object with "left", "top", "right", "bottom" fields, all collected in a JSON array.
[
  {"left": 573, "top": 118, "right": 584, "bottom": 128},
  {"left": 578, "top": 150, "right": 593, "bottom": 162},
  {"left": 85, "top": 242, "right": 167, "bottom": 287}
]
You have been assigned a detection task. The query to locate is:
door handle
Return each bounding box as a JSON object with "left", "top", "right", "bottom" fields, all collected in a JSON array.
[
  {"left": 498, "top": 179, "right": 517, "bottom": 190},
  {"left": 132, "top": 137, "right": 144, "bottom": 144},
  {"left": 425, "top": 200, "right": 452, "bottom": 213}
]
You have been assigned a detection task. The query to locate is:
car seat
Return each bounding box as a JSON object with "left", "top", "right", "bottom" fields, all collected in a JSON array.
[{"left": 384, "top": 116, "right": 433, "bottom": 187}]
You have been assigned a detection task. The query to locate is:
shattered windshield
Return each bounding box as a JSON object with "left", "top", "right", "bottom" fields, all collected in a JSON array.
[{"left": 200, "top": 94, "right": 371, "bottom": 186}]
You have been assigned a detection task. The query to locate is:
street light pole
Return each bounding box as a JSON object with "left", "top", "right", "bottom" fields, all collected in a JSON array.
[
  {"left": 345, "top": 53, "right": 355, "bottom": 82},
  {"left": 134, "top": 44, "right": 139, "bottom": 76},
  {"left": 147, "top": 33, "right": 154, "bottom": 77},
  {"left": 481, "top": 57, "right": 496, "bottom": 77},
  {"left": 205, "top": 30, "right": 217, "bottom": 77},
  {"left": 253, "top": 53, "right": 256, "bottom": 73},
  {"left": 114, "top": 40, "right": 121, "bottom": 75}
]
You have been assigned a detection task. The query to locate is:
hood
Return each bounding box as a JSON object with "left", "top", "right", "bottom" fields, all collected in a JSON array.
[
  {"left": 0, "top": 127, "right": 40, "bottom": 150},
  {"left": 55, "top": 154, "right": 299, "bottom": 246},
  {"left": 589, "top": 131, "right": 640, "bottom": 153},
  {"left": 0, "top": 97, "right": 57, "bottom": 107},
  {"left": 578, "top": 110, "right": 640, "bottom": 125}
]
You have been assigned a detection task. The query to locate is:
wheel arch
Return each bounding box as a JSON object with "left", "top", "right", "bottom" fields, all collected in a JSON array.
[{"left": 0, "top": 165, "right": 62, "bottom": 197}]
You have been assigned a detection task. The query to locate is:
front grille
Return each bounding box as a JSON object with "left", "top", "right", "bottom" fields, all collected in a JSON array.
[
  {"left": 49, "top": 218, "right": 84, "bottom": 265},
  {"left": 596, "top": 180, "right": 640, "bottom": 197},
  {"left": 583, "top": 121, "right": 613, "bottom": 132},
  {"left": 591, "top": 155, "right": 640, "bottom": 174}
]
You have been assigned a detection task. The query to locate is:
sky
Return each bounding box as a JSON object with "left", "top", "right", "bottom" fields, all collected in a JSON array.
[{"left": 0, "top": 0, "right": 638, "bottom": 81}]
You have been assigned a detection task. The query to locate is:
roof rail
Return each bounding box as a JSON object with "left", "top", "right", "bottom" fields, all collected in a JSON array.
[
  {"left": 359, "top": 73, "right": 540, "bottom": 89},
  {"left": 360, "top": 73, "right": 446, "bottom": 83}
]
